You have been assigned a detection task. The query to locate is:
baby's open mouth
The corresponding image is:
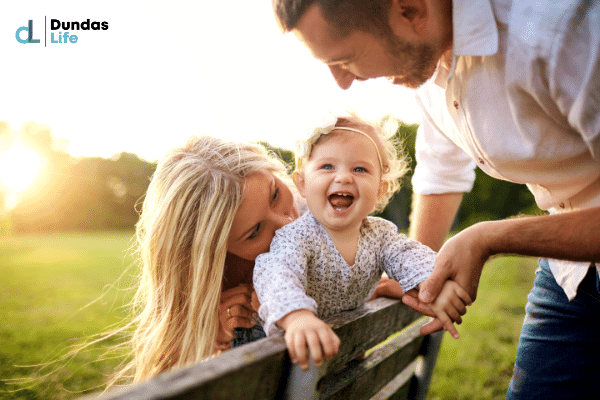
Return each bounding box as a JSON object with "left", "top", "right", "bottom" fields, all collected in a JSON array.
[{"left": 329, "top": 193, "right": 354, "bottom": 210}]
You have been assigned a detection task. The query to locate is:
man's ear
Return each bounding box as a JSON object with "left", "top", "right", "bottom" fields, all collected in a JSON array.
[
  {"left": 388, "top": 0, "right": 429, "bottom": 36},
  {"left": 292, "top": 170, "right": 307, "bottom": 197}
]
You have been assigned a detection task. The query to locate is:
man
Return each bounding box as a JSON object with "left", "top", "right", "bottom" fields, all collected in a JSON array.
[{"left": 272, "top": 0, "right": 600, "bottom": 398}]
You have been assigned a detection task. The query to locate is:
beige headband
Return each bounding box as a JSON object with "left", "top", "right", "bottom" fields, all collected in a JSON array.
[{"left": 294, "top": 115, "right": 385, "bottom": 173}]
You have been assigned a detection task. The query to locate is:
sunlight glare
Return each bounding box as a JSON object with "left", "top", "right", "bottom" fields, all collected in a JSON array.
[{"left": 0, "top": 145, "right": 44, "bottom": 193}]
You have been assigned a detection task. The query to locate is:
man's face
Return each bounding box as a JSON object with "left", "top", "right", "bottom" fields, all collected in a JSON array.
[{"left": 292, "top": 4, "right": 440, "bottom": 89}]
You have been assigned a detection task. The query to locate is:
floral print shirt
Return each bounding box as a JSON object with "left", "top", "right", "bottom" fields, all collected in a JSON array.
[{"left": 253, "top": 211, "right": 436, "bottom": 336}]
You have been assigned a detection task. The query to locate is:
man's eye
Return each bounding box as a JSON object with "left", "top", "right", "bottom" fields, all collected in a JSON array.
[{"left": 248, "top": 223, "right": 261, "bottom": 240}]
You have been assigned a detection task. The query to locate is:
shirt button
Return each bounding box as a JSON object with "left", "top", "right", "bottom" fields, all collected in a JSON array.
[
  {"left": 478, "top": 157, "right": 485, "bottom": 165},
  {"left": 453, "top": 100, "right": 459, "bottom": 109}
]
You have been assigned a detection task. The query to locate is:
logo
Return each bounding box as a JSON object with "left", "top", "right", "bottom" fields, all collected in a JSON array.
[
  {"left": 15, "top": 18, "right": 109, "bottom": 46},
  {"left": 15, "top": 20, "right": 40, "bottom": 44}
]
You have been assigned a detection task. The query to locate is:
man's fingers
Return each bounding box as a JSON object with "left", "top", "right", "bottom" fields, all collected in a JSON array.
[
  {"left": 420, "top": 318, "right": 444, "bottom": 336},
  {"left": 402, "top": 294, "right": 436, "bottom": 317},
  {"left": 418, "top": 272, "right": 446, "bottom": 304}
]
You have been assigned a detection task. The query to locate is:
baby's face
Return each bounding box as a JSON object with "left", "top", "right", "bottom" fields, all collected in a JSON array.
[{"left": 295, "top": 130, "right": 385, "bottom": 234}]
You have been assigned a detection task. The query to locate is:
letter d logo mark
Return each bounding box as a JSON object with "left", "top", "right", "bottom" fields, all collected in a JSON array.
[{"left": 16, "top": 20, "right": 40, "bottom": 44}]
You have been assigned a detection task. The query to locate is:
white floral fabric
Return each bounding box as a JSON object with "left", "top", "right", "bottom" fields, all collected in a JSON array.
[{"left": 253, "top": 211, "right": 436, "bottom": 336}]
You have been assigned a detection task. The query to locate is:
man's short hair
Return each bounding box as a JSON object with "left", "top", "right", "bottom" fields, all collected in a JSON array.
[{"left": 272, "top": 0, "right": 393, "bottom": 38}]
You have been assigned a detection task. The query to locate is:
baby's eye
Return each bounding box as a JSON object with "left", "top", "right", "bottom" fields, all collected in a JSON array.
[
  {"left": 321, "top": 164, "right": 334, "bottom": 170},
  {"left": 272, "top": 187, "right": 279, "bottom": 202},
  {"left": 354, "top": 166, "right": 367, "bottom": 173},
  {"left": 248, "top": 223, "right": 261, "bottom": 240}
]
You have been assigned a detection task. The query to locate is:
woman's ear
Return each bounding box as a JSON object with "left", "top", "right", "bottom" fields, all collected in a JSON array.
[
  {"left": 388, "top": 0, "right": 429, "bottom": 36},
  {"left": 293, "top": 170, "right": 307, "bottom": 197}
]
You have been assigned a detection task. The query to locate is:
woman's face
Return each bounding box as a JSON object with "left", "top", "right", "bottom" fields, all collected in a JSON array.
[{"left": 227, "top": 170, "right": 299, "bottom": 261}]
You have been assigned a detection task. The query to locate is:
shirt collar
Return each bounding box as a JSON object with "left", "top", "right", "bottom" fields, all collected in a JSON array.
[
  {"left": 440, "top": 0, "right": 499, "bottom": 82},
  {"left": 453, "top": 0, "right": 499, "bottom": 57}
]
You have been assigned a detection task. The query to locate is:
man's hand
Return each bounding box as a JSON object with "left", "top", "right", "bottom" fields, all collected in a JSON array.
[
  {"left": 278, "top": 309, "right": 340, "bottom": 370},
  {"left": 403, "top": 222, "right": 490, "bottom": 335},
  {"left": 419, "top": 223, "right": 490, "bottom": 304}
]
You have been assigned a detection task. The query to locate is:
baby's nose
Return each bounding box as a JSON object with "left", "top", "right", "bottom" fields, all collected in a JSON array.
[{"left": 334, "top": 170, "right": 353, "bottom": 183}]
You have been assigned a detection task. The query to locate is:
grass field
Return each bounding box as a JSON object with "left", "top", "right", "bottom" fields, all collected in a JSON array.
[{"left": 0, "top": 232, "right": 538, "bottom": 399}]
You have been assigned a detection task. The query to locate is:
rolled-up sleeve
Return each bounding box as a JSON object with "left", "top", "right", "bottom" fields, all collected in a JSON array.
[{"left": 411, "top": 105, "right": 477, "bottom": 194}]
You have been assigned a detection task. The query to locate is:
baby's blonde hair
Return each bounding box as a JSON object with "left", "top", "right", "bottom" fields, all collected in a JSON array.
[
  {"left": 295, "top": 111, "right": 409, "bottom": 213},
  {"left": 124, "top": 135, "right": 286, "bottom": 381}
]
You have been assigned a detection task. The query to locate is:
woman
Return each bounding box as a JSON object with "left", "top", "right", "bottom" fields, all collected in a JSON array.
[{"left": 123, "top": 134, "right": 403, "bottom": 383}]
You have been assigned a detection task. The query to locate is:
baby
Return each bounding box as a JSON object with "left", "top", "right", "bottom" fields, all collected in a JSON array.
[{"left": 253, "top": 112, "right": 471, "bottom": 369}]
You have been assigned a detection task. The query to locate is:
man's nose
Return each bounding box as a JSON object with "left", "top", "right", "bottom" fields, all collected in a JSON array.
[{"left": 328, "top": 65, "right": 355, "bottom": 90}]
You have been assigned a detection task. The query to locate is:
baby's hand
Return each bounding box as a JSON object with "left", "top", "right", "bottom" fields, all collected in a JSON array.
[
  {"left": 278, "top": 309, "right": 340, "bottom": 370},
  {"left": 427, "top": 280, "right": 472, "bottom": 339}
]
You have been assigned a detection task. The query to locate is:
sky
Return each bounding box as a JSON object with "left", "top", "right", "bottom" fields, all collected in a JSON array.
[{"left": 1, "top": 0, "right": 422, "bottom": 162}]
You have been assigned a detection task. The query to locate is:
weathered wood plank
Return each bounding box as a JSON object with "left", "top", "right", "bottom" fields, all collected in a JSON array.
[
  {"left": 81, "top": 299, "right": 428, "bottom": 400},
  {"left": 319, "top": 318, "right": 427, "bottom": 400},
  {"left": 84, "top": 336, "right": 288, "bottom": 400},
  {"left": 369, "top": 359, "right": 419, "bottom": 400},
  {"left": 323, "top": 298, "right": 424, "bottom": 373}
]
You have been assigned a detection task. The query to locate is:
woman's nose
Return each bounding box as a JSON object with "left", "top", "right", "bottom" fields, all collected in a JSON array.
[
  {"left": 271, "top": 212, "right": 294, "bottom": 231},
  {"left": 328, "top": 65, "right": 355, "bottom": 90}
]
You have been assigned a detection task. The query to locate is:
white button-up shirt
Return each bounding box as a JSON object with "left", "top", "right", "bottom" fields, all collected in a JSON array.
[{"left": 412, "top": 0, "right": 600, "bottom": 299}]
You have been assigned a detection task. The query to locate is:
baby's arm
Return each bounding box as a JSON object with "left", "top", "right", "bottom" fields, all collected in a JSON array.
[
  {"left": 422, "top": 280, "right": 472, "bottom": 339},
  {"left": 278, "top": 309, "right": 340, "bottom": 370}
]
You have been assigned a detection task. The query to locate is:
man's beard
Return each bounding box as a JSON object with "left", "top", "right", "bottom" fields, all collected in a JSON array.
[{"left": 383, "top": 33, "right": 439, "bottom": 89}]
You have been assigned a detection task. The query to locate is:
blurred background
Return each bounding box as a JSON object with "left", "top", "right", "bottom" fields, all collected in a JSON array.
[{"left": 1, "top": 1, "right": 542, "bottom": 399}]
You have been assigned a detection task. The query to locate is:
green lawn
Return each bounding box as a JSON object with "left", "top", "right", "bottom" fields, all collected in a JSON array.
[
  {"left": 429, "top": 255, "right": 537, "bottom": 400},
  {"left": 0, "top": 232, "right": 137, "bottom": 400},
  {"left": 0, "top": 232, "right": 538, "bottom": 399}
]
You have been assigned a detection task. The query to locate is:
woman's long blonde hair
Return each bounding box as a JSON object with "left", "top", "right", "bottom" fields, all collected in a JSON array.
[{"left": 127, "top": 135, "right": 286, "bottom": 381}]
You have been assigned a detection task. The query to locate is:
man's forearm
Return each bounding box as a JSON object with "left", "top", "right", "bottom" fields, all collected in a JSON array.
[
  {"left": 409, "top": 193, "right": 464, "bottom": 251},
  {"left": 479, "top": 206, "right": 600, "bottom": 262}
]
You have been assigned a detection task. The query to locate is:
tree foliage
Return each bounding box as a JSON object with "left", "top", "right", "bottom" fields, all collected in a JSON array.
[{"left": 1, "top": 120, "right": 541, "bottom": 234}]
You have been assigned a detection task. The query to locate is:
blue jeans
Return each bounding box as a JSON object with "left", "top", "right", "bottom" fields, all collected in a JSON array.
[
  {"left": 506, "top": 259, "right": 600, "bottom": 399},
  {"left": 231, "top": 323, "right": 266, "bottom": 348}
]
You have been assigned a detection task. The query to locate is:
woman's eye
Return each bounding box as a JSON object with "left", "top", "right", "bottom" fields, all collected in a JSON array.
[{"left": 248, "top": 223, "right": 261, "bottom": 240}]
